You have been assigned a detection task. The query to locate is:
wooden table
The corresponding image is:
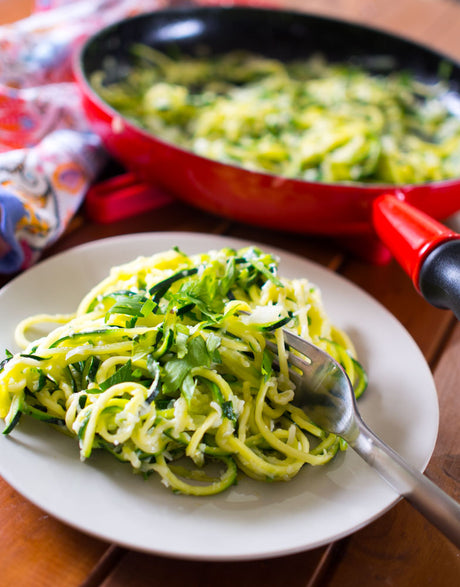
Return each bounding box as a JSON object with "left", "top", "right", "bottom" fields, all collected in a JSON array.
[{"left": 0, "top": 1, "right": 459, "bottom": 585}]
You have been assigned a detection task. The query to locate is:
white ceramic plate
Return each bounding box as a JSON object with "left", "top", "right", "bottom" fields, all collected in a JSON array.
[{"left": 0, "top": 232, "right": 438, "bottom": 560}]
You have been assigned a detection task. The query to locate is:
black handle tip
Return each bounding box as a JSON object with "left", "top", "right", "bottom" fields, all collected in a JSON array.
[{"left": 418, "top": 240, "right": 460, "bottom": 321}]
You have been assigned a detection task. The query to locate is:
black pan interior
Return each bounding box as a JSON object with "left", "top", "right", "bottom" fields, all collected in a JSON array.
[{"left": 81, "top": 6, "right": 460, "bottom": 92}]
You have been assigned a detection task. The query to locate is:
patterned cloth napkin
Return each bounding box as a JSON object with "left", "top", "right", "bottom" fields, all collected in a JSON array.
[{"left": 0, "top": 0, "right": 168, "bottom": 273}]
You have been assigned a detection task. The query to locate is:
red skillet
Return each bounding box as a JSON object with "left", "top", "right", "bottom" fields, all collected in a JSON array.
[{"left": 74, "top": 6, "right": 460, "bottom": 318}]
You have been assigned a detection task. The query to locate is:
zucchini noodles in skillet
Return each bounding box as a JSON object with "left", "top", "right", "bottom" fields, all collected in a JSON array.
[
  {"left": 0, "top": 246, "right": 367, "bottom": 495},
  {"left": 92, "top": 48, "right": 460, "bottom": 184}
]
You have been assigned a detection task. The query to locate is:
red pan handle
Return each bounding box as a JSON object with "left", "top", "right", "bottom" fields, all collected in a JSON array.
[
  {"left": 85, "top": 172, "right": 173, "bottom": 223},
  {"left": 372, "top": 194, "right": 460, "bottom": 319}
]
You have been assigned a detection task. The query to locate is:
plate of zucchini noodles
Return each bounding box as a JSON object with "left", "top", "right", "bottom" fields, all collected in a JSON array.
[{"left": 0, "top": 232, "right": 438, "bottom": 559}]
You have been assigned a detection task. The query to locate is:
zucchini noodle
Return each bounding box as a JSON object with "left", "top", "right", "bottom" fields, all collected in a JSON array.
[
  {"left": 0, "top": 246, "right": 367, "bottom": 495},
  {"left": 91, "top": 48, "right": 460, "bottom": 184}
]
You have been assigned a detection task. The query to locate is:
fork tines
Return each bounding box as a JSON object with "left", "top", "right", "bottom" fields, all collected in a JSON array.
[
  {"left": 264, "top": 329, "right": 322, "bottom": 375},
  {"left": 280, "top": 330, "right": 328, "bottom": 364}
]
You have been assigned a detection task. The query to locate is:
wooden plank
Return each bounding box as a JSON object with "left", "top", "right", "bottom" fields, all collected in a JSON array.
[
  {"left": 417, "top": 4, "right": 460, "bottom": 60},
  {"left": 361, "top": 0, "right": 454, "bottom": 34},
  {"left": 282, "top": 0, "right": 460, "bottom": 61},
  {"left": 427, "top": 321, "right": 460, "bottom": 496},
  {"left": 50, "top": 205, "right": 345, "bottom": 273},
  {"left": 279, "top": 0, "right": 399, "bottom": 23},
  {"left": 98, "top": 547, "right": 329, "bottom": 587},
  {"left": 0, "top": 0, "right": 33, "bottom": 24},
  {"left": 322, "top": 501, "right": 460, "bottom": 587},
  {"left": 44, "top": 202, "right": 232, "bottom": 259},
  {"left": 362, "top": 0, "right": 460, "bottom": 59},
  {"left": 337, "top": 256, "right": 454, "bottom": 362},
  {"left": 0, "top": 478, "right": 110, "bottom": 586}
]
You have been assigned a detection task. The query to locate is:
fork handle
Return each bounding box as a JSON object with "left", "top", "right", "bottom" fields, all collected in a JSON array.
[{"left": 351, "top": 422, "right": 460, "bottom": 549}]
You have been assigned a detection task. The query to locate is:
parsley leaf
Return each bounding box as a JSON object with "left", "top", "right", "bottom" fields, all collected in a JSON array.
[{"left": 162, "top": 335, "right": 215, "bottom": 395}]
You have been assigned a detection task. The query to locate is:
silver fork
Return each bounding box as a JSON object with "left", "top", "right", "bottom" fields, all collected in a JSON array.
[{"left": 265, "top": 330, "right": 460, "bottom": 548}]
